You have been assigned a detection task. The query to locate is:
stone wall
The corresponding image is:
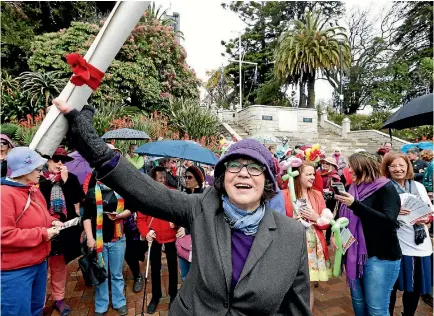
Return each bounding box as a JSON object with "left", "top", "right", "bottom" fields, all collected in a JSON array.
[
  {"left": 235, "top": 105, "right": 318, "bottom": 138},
  {"left": 348, "top": 130, "right": 409, "bottom": 146}
]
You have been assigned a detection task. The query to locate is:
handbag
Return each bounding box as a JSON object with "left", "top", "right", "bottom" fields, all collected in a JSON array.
[
  {"left": 78, "top": 247, "right": 107, "bottom": 286},
  {"left": 414, "top": 223, "right": 427, "bottom": 245},
  {"left": 176, "top": 234, "right": 192, "bottom": 262}
]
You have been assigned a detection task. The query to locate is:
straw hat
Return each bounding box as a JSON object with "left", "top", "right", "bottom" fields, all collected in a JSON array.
[{"left": 319, "top": 157, "right": 338, "bottom": 170}]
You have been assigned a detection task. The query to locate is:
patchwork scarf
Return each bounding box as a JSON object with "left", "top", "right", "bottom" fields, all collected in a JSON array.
[
  {"left": 95, "top": 181, "right": 124, "bottom": 268},
  {"left": 44, "top": 172, "right": 67, "bottom": 217},
  {"left": 222, "top": 195, "right": 265, "bottom": 236}
]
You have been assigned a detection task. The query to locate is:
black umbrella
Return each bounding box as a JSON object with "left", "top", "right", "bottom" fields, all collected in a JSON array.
[
  {"left": 381, "top": 93, "right": 433, "bottom": 130},
  {"left": 101, "top": 128, "right": 150, "bottom": 140}
]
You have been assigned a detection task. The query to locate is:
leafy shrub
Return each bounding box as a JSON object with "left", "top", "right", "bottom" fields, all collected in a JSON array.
[
  {"left": 167, "top": 98, "right": 220, "bottom": 139},
  {"left": 0, "top": 123, "right": 20, "bottom": 139}
]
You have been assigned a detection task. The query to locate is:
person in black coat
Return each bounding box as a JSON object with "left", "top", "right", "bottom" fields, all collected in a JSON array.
[{"left": 39, "top": 148, "right": 84, "bottom": 316}]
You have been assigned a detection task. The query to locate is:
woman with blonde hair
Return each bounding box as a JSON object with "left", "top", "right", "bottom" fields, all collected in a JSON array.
[
  {"left": 381, "top": 152, "right": 433, "bottom": 316},
  {"left": 289, "top": 162, "right": 331, "bottom": 310},
  {"left": 333, "top": 152, "right": 401, "bottom": 315}
]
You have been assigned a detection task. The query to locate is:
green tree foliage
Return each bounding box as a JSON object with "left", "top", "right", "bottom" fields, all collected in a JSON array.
[
  {"left": 392, "top": 1, "right": 433, "bottom": 98},
  {"left": 329, "top": 3, "right": 433, "bottom": 114},
  {"left": 275, "top": 10, "right": 350, "bottom": 108},
  {"left": 167, "top": 98, "right": 220, "bottom": 139},
  {"left": 204, "top": 68, "right": 234, "bottom": 109},
  {"left": 221, "top": 1, "right": 344, "bottom": 106},
  {"left": 28, "top": 19, "right": 200, "bottom": 113},
  {"left": 1, "top": 1, "right": 115, "bottom": 75}
]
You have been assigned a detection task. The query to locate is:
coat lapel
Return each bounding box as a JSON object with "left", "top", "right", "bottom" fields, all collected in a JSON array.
[
  {"left": 237, "top": 209, "right": 276, "bottom": 283},
  {"left": 215, "top": 210, "right": 232, "bottom": 294}
]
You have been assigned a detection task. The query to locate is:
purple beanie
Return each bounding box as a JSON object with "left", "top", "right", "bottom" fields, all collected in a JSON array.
[{"left": 214, "top": 139, "right": 277, "bottom": 191}]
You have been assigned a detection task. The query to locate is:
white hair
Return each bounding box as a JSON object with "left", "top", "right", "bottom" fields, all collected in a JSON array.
[{"left": 354, "top": 148, "right": 365, "bottom": 153}]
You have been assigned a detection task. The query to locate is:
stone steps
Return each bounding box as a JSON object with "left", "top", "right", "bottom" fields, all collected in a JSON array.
[{"left": 225, "top": 123, "right": 381, "bottom": 158}]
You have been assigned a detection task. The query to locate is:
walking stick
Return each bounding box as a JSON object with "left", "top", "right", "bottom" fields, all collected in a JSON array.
[{"left": 141, "top": 240, "right": 152, "bottom": 316}]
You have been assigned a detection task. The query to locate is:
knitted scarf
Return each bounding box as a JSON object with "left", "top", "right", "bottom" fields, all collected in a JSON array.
[
  {"left": 95, "top": 181, "right": 124, "bottom": 268},
  {"left": 222, "top": 195, "right": 265, "bottom": 236},
  {"left": 339, "top": 176, "right": 389, "bottom": 288},
  {"left": 44, "top": 172, "right": 67, "bottom": 217}
]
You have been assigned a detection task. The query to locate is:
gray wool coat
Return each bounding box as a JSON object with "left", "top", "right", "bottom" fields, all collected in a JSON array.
[{"left": 100, "top": 157, "right": 311, "bottom": 316}]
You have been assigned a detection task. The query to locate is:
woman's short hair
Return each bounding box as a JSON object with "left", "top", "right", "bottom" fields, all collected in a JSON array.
[
  {"left": 420, "top": 150, "right": 433, "bottom": 162},
  {"left": 213, "top": 169, "right": 276, "bottom": 202},
  {"left": 293, "top": 162, "right": 315, "bottom": 199},
  {"left": 380, "top": 152, "right": 414, "bottom": 180},
  {"left": 348, "top": 152, "right": 381, "bottom": 184}
]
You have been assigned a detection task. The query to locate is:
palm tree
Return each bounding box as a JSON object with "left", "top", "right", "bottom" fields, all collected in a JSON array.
[
  {"left": 275, "top": 11, "right": 350, "bottom": 108},
  {"left": 18, "top": 71, "right": 67, "bottom": 109}
]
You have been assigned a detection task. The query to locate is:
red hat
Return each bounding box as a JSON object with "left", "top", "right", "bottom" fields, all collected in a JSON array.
[{"left": 49, "top": 147, "right": 74, "bottom": 162}]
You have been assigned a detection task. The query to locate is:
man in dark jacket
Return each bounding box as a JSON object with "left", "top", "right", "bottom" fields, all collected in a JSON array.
[
  {"left": 407, "top": 148, "right": 429, "bottom": 183},
  {"left": 39, "top": 147, "right": 84, "bottom": 316}
]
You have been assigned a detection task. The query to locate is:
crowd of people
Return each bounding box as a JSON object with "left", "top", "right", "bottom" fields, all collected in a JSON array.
[{"left": 1, "top": 98, "right": 433, "bottom": 316}]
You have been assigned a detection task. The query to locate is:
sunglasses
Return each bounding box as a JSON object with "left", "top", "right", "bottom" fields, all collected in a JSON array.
[
  {"left": 52, "top": 158, "right": 65, "bottom": 164},
  {"left": 224, "top": 161, "right": 265, "bottom": 176},
  {"left": 184, "top": 175, "right": 194, "bottom": 180}
]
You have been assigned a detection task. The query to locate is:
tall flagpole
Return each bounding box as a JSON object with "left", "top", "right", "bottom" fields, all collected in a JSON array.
[{"left": 238, "top": 34, "right": 242, "bottom": 110}]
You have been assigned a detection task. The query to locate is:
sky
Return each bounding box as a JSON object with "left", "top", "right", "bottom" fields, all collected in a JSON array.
[{"left": 155, "top": 0, "right": 393, "bottom": 107}]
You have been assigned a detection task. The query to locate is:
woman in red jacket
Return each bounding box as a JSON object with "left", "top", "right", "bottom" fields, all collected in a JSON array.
[
  {"left": 1, "top": 147, "right": 62, "bottom": 316},
  {"left": 137, "top": 166, "right": 179, "bottom": 314},
  {"left": 287, "top": 161, "right": 331, "bottom": 311}
]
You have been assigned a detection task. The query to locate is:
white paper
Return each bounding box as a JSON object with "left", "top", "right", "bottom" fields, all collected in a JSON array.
[
  {"left": 341, "top": 228, "right": 356, "bottom": 255},
  {"left": 30, "top": 1, "right": 150, "bottom": 156},
  {"left": 58, "top": 217, "right": 81, "bottom": 231},
  {"left": 398, "top": 193, "right": 433, "bottom": 225}
]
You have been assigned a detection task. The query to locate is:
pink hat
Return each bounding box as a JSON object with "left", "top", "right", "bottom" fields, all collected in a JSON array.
[{"left": 0, "top": 134, "right": 15, "bottom": 148}]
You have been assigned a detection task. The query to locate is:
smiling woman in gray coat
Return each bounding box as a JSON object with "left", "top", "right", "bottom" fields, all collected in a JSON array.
[{"left": 53, "top": 99, "right": 310, "bottom": 316}]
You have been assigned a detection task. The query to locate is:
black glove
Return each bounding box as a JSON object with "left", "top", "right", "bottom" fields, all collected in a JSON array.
[{"left": 64, "top": 105, "right": 115, "bottom": 168}]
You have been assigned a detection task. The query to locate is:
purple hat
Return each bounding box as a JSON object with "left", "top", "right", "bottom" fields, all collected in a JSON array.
[
  {"left": 0, "top": 134, "right": 15, "bottom": 148},
  {"left": 214, "top": 139, "right": 277, "bottom": 191}
]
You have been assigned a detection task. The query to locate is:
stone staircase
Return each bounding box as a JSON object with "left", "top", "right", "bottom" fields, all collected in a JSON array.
[{"left": 226, "top": 124, "right": 381, "bottom": 159}]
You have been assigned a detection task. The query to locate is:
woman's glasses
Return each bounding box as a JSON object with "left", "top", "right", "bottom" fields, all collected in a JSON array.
[
  {"left": 184, "top": 175, "right": 194, "bottom": 180},
  {"left": 34, "top": 167, "right": 44, "bottom": 173},
  {"left": 0, "top": 141, "right": 8, "bottom": 146},
  {"left": 52, "top": 158, "right": 65, "bottom": 164},
  {"left": 224, "top": 161, "right": 265, "bottom": 176}
]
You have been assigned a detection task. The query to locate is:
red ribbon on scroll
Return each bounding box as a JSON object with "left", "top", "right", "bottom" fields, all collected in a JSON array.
[{"left": 66, "top": 53, "right": 105, "bottom": 90}]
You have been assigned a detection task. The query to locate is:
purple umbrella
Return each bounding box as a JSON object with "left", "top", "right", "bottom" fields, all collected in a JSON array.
[{"left": 65, "top": 151, "right": 92, "bottom": 185}]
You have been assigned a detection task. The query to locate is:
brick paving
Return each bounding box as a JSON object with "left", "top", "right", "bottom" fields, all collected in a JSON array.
[{"left": 44, "top": 255, "right": 433, "bottom": 316}]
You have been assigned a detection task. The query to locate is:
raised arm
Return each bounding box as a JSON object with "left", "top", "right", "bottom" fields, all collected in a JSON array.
[
  {"left": 53, "top": 99, "right": 200, "bottom": 228},
  {"left": 98, "top": 156, "right": 200, "bottom": 228}
]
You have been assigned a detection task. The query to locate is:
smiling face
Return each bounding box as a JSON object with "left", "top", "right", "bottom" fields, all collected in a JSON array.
[
  {"left": 47, "top": 159, "right": 64, "bottom": 174},
  {"left": 155, "top": 170, "right": 166, "bottom": 184},
  {"left": 321, "top": 162, "right": 330, "bottom": 171},
  {"left": 224, "top": 158, "right": 265, "bottom": 211},
  {"left": 388, "top": 157, "right": 409, "bottom": 182},
  {"left": 300, "top": 165, "right": 315, "bottom": 189}
]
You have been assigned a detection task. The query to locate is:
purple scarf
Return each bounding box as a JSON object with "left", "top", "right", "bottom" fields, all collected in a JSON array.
[{"left": 339, "top": 176, "right": 389, "bottom": 287}]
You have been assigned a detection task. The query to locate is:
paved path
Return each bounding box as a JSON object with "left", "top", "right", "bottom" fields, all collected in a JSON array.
[{"left": 44, "top": 256, "right": 432, "bottom": 316}]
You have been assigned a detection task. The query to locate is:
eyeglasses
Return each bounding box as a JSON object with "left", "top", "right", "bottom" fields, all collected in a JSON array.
[
  {"left": 224, "top": 161, "right": 265, "bottom": 176},
  {"left": 0, "top": 141, "right": 8, "bottom": 145},
  {"left": 34, "top": 167, "right": 44, "bottom": 173},
  {"left": 184, "top": 175, "right": 194, "bottom": 180},
  {"left": 388, "top": 164, "right": 407, "bottom": 170},
  {"left": 52, "top": 158, "right": 65, "bottom": 164}
]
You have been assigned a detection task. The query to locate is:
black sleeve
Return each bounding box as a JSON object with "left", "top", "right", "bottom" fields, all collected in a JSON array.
[
  {"left": 62, "top": 173, "right": 84, "bottom": 204},
  {"left": 82, "top": 198, "right": 95, "bottom": 221},
  {"left": 350, "top": 183, "right": 400, "bottom": 225}
]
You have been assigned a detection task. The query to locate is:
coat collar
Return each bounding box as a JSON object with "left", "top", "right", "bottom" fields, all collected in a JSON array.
[{"left": 214, "top": 206, "right": 276, "bottom": 293}]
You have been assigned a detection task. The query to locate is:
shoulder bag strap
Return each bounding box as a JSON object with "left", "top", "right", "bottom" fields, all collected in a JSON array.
[{"left": 16, "top": 192, "right": 32, "bottom": 223}]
